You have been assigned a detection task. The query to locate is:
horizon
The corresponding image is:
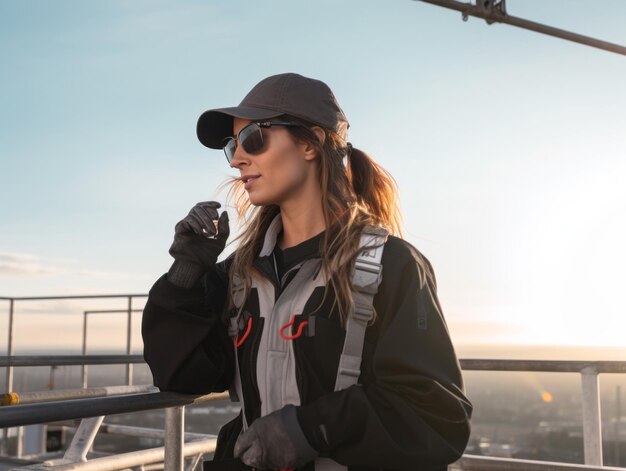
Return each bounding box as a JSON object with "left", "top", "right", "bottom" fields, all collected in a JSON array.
[{"left": 3, "top": 294, "right": 626, "bottom": 352}]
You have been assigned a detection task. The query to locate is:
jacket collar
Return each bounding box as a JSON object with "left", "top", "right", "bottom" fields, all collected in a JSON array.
[
  {"left": 253, "top": 214, "right": 324, "bottom": 289},
  {"left": 259, "top": 214, "right": 283, "bottom": 257},
  {"left": 252, "top": 214, "right": 282, "bottom": 286}
]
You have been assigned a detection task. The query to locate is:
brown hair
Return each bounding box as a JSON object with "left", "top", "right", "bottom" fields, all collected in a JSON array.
[{"left": 227, "top": 117, "right": 402, "bottom": 325}]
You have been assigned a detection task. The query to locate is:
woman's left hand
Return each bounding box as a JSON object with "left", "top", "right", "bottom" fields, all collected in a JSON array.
[{"left": 234, "top": 405, "right": 318, "bottom": 470}]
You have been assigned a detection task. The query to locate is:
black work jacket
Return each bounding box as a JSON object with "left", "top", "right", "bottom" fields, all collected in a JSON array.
[{"left": 142, "top": 234, "right": 472, "bottom": 471}]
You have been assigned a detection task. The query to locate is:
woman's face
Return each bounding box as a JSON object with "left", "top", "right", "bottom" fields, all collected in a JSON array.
[{"left": 230, "top": 118, "right": 319, "bottom": 207}]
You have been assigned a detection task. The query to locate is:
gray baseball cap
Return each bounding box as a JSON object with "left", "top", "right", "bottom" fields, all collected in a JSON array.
[{"left": 196, "top": 73, "right": 349, "bottom": 149}]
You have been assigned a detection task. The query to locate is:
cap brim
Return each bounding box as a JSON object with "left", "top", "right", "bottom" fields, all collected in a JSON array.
[{"left": 196, "top": 106, "right": 284, "bottom": 149}]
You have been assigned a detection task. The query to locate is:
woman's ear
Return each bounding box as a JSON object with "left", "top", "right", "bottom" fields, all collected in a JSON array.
[
  {"left": 302, "top": 126, "right": 326, "bottom": 161},
  {"left": 311, "top": 126, "right": 325, "bottom": 145}
]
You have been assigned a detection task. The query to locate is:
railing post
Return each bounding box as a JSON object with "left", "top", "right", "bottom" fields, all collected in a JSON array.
[
  {"left": 82, "top": 311, "right": 88, "bottom": 388},
  {"left": 1, "top": 298, "right": 15, "bottom": 456},
  {"left": 6, "top": 299, "right": 15, "bottom": 392},
  {"left": 126, "top": 296, "right": 133, "bottom": 386},
  {"left": 164, "top": 406, "right": 185, "bottom": 471},
  {"left": 616, "top": 385, "right": 622, "bottom": 466},
  {"left": 63, "top": 416, "right": 105, "bottom": 462},
  {"left": 186, "top": 453, "right": 203, "bottom": 471},
  {"left": 16, "top": 424, "right": 24, "bottom": 457},
  {"left": 581, "top": 366, "right": 603, "bottom": 466}
]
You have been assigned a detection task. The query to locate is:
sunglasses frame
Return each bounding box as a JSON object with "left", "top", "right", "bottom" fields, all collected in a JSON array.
[{"left": 222, "top": 121, "right": 300, "bottom": 164}]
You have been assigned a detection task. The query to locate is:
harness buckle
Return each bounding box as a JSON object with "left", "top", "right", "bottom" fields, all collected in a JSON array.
[
  {"left": 352, "top": 298, "right": 375, "bottom": 324},
  {"left": 352, "top": 259, "right": 383, "bottom": 295},
  {"left": 336, "top": 365, "right": 360, "bottom": 381}
]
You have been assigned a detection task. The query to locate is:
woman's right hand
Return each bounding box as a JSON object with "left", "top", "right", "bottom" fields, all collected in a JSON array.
[{"left": 167, "top": 201, "right": 229, "bottom": 288}]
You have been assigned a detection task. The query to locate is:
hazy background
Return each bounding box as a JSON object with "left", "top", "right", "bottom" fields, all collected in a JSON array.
[{"left": 1, "top": 0, "right": 626, "bottom": 353}]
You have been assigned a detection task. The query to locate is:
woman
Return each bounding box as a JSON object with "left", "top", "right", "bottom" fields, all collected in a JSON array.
[{"left": 142, "top": 73, "right": 472, "bottom": 471}]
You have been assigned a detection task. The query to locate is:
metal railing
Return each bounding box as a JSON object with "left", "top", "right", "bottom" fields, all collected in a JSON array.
[
  {"left": 0, "top": 389, "right": 228, "bottom": 471},
  {"left": 460, "top": 359, "right": 626, "bottom": 467},
  {"left": 2, "top": 384, "right": 158, "bottom": 406},
  {"left": 0, "top": 295, "right": 147, "bottom": 458},
  {"left": 82, "top": 309, "right": 145, "bottom": 388},
  {"left": 2, "top": 294, "right": 625, "bottom": 470},
  {"left": 453, "top": 455, "right": 626, "bottom": 471},
  {"left": 0, "top": 295, "right": 148, "bottom": 392},
  {"left": 0, "top": 389, "right": 229, "bottom": 428},
  {"left": 0, "top": 355, "right": 145, "bottom": 368},
  {"left": 1, "top": 356, "right": 625, "bottom": 470}
]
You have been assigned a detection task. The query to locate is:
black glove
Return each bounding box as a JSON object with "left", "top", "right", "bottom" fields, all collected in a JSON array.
[
  {"left": 167, "top": 201, "right": 229, "bottom": 288},
  {"left": 234, "top": 405, "right": 319, "bottom": 470}
]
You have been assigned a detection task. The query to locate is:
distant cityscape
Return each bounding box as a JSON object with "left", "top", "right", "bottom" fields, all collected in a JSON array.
[
  {"left": 464, "top": 369, "right": 625, "bottom": 467},
  {"left": 1, "top": 358, "right": 625, "bottom": 467}
]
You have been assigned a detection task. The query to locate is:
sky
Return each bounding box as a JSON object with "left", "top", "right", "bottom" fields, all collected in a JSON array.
[{"left": 1, "top": 0, "right": 626, "bottom": 353}]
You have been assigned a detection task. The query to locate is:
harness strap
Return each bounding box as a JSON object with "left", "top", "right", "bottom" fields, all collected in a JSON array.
[
  {"left": 334, "top": 226, "right": 388, "bottom": 392},
  {"left": 228, "top": 273, "right": 245, "bottom": 406}
]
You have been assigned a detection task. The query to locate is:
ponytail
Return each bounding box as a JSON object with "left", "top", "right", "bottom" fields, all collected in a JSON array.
[{"left": 347, "top": 145, "right": 402, "bottom": 237}]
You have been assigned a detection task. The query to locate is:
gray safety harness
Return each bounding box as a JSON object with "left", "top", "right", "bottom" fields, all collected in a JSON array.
[
  {"left": 227, "top": 220, "right": 388, "bottom": 470},
  {"left": 334, "top": 225, "right": 388, "bottom": 391},
  {"left": 229, "top": 221, "right": 388, "bottom": 395}
]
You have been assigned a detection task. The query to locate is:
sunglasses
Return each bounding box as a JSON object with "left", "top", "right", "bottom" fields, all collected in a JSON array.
[{"left": 222, "top": 121, "right": 300, "bottom": 164}]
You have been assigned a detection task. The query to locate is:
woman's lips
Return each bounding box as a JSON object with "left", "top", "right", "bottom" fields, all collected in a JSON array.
[{"left": 241, "top": 175, "right": 260, "bottom": 190}]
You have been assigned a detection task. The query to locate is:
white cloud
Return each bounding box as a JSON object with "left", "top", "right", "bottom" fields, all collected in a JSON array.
[
  {"left": 0, "top": 252, "right": 39, "bottom": 262},
  {"left": 0, "top": 252, "right": 66, "bottom": 276},
  {"left": 76, "top": 270, "right": 152, "bottom": 280},
  {"left": 0, "top": 252, "right": 151, "bottom": 280}
]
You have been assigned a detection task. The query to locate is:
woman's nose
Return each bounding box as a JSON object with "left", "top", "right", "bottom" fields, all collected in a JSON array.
[{"left": 229, "top": 145, "right": 250, "bottom": 169}]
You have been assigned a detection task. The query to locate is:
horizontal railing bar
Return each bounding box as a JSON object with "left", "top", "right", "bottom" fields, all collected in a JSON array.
[
  {"left": 3, "top": 384, "right": 158, "bottom": 405},
  {"left": 460, "top": 358, "right": 626, "bottom": 374},
  {"left": 0, "top": 354, "right": 626, "bottom": 373},
  {"left": 1, "top": 358, "right": 622, "bottom": 430},
  {"left": 0, "top": 391, "right": 230, "bottom": 428},
  {"left": 456, "top": 454, "right": 626, "bottom": 471},
  {"left": 85, "top": 309, "right": 144, "bottom": 314},
  {"left": 0, "top": 355, "right": 145, "bottom": 367},
  {"left": 0, "top": 295, "right": 147, "bottom": 301},
  {"left": 0, "top": 456, "right": 40, "bottom": 466},
  {"left": 20, "top": 438, "right": 217, "bottom": 471},
  {"left": 3, "top": 356, "right": 625, "bottom": 371},
  {"left": 100, "top": 423, "right": 214, "bottom": 441}
]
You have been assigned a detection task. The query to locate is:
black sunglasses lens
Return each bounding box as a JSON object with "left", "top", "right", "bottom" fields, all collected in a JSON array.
[
  {"left": 223, "top": 138, "right": 236, "bottom": 163},
  {"left": 239, "top": 123, "right": 264, "bottom": 154},
  {"left": 222, "top": 123, "right": 266, "bottom": 163}
]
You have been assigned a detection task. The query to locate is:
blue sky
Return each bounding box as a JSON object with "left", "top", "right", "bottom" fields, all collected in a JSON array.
[{"left": 1, "top": 0, "right": 626, "bottom": 351}]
